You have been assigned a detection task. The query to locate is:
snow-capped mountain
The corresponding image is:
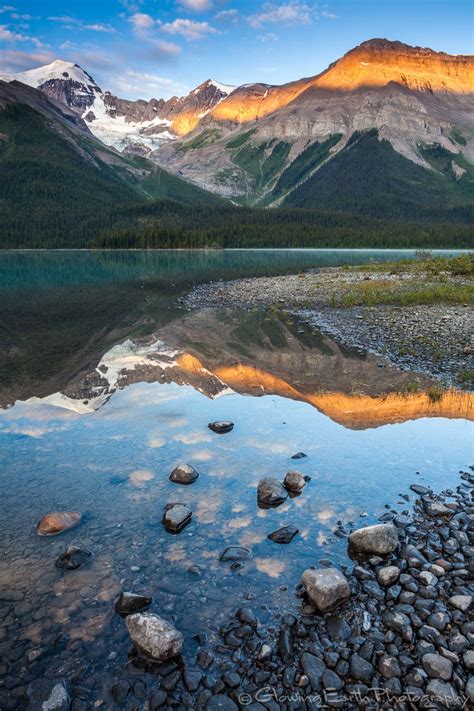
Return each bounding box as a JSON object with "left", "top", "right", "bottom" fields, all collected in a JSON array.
[{"left": 0, "top": 60, "right": 236, "bottom": 152}]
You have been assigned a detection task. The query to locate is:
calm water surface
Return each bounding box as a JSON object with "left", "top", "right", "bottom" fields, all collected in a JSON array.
[{"left": 0, "top": 250, "right": 472, "bottom": 703}]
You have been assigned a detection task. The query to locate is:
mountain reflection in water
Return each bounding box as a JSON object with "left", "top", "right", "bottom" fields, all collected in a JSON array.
[{"left": 5, "top": 306, "right": 472, "bottom": 430}]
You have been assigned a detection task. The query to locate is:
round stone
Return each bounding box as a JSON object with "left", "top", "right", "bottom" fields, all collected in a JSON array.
[
  {"left": 208, "top": 421, "right": 234, "bottom": 434},
  {"left": 169, "top": 464, "right": 199, "bottom": 485}
]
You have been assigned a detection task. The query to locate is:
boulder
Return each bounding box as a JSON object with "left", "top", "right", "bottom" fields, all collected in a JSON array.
[
  {"left": 448, "top": 595, "right": 472, "bottom": 612},
  {"left": 257, "top": 477, "right": 288, "bottom": 508},
  {"left": 268, "top": 525, "right": 299, "bottom": 544},
  {"left": 348, "top": 523, "right": 398, "bottom": 555},
  {"left": 422, "top": 653, "right": 453, "bottom": 680},
  {"left": 162, "top": 504, "right": 192, "bottom": 533},
  {"left": 169, "top": 464, "right": 199, "bottom": 485},
  {"left": 55, "top": 546, "right": 92, "bottom": 570},
  {"left": 115, "top": 592, "right": 153, "bottom": 615},
  {"left": 301, "top": 568, "right": 350, "bottom": 612},
  {"left": 291, "top": 452, "right": 307, "bottom": 459},
  {"left": 377, "top": 566, "right": 400, "bottom": 587},
  {"left": 36, "top": 512, "right": 81, "bottom": 536},
  {"left": 283, "top": 471, "right": 306, "bottom": 493},
  {"left": 126, "top": 612, "right": 183, "bottom": 661},
  {"left": 208, "top": 421, "right": 234, "bottom": 434},
  {"left": 426, "top": 680, "right": 458, "bottom": 707}
]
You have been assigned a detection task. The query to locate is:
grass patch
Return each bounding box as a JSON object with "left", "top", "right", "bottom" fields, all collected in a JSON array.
[
  {"left": 180, "top": 128, "right": 222, "bottom": 151},
  {"left": 450, "top": 128, "right": 467, "bottom": 146},
  {"left": 456, "top": 369, "right": 474, "bottom": 387},
  {"left": 335, "top": 280, "right": 473, "bottom": 307},
  {"left": 353, "top": 254, "right": 474, "bottom": 277},
  {"left": 226, "top": 129, "right": 256, "bottom": 149}
]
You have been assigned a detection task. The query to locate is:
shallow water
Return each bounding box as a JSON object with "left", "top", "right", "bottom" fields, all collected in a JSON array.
[{"left": 0, "top": 249, "right": 472, "bottom": 703}]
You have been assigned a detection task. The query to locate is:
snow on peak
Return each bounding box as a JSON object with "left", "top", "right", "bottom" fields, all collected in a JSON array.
[
  {"left": 208, "top": 79, "right": 237, "bottom": 95},
  {"left": 1, "top": 60, "right": 98, "bottom": 90}
]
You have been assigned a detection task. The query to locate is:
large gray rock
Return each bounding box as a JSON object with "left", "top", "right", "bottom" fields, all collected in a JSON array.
[
  {"left": 426, "top": 679, "right": 458, "bottom": 708},
  {"left": 348, "top": 523, "right": 398, "bottom": 555},
  {"left": 422, "top": 653, "right": 453, "bottom": 680},
  {"left": 257, "top": 477, "right": 288, "bottom": 507},
  {"left": 448, "top": 594, "right": 472, "bottom": 612},
  {"left": 301, "top": 568, "right": 350, "bottom": 612},
  {"left": 377, "top": 566, "right": 400, "bottom": 587},
  {"left": 126, "top": 612, "right": 183, "bottom": 661},
  {"left": 464, "top": 650, "right": 474, "bottom": 671}
]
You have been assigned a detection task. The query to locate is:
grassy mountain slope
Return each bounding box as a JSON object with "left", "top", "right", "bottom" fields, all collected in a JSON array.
[
  {"left": 0, "top": 99, "right": 223, "bottom": 248},
  {"left": 282, "top": 130, "right": 474, "bottom": 220}
]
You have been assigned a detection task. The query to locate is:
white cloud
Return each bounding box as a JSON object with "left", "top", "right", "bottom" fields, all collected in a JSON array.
[
  {"left": 179, "top": 0, "right": 212, "bottom": 11},
  {"left": 161, "top": 18, "right": 217, "bottom": 40},
  {"left": 0, "top": 48, "right": 56, "bottom": 71},
  {"left": 0, "top": 5, "right": 16, "bottom": 13},
  {"left": 258, "top": 32, "right": 278, "bottom": 41},
  {"left": 248, "top": 2, "right": 312, "bottom": 28},
  {"left": 214, "top": 8, "right": 238, "bottom": 23},
  {"left": 153, "top": 39, "right": 181, "bottom": 56},
  {"left": 0, "top": 24, "right": 43, "bottom": 46},
  {"left": 110, "top": 69, "right": 187, "bottom": 100},
  {"left": 128, "top": 12, "right": 154, "bottom": 30},
  {"left": 48, "top": 15, "right": 116, "bottom": 33}
]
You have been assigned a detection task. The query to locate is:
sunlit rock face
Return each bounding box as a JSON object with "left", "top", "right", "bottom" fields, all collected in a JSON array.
[{"left": 207, "top": 39, "right": 474, "bottom": 129}]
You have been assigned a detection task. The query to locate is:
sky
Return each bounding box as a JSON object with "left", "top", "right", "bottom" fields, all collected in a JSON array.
[{"left": 0, "top": 1, "right": 472, "bottom": 100}]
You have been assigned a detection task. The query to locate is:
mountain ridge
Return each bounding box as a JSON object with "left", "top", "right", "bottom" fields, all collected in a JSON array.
[{"left": 1, "top": 37, "right": 473, "bottom": 246}]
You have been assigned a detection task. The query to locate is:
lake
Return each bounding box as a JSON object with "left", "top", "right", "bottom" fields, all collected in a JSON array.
[{"left": 0, "top": 249, "right": 472, "bottom": 707}]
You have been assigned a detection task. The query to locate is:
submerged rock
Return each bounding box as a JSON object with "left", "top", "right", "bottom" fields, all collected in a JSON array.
[
  {"left": 257, "top": 477, "right": 288, "bottom": 508},
  {"left": 291, "top": 452, "right": 307, "bottom": 460},
  {"left": 283, "top": 471, "right": 306, "bottom": 493},
  {"left": 268, "top": 525, "right": 299, "bottom": 544},
  {"left": 26, "top": 679, "right": 70, "bottom": 710},
  {"left": 208, "top": 421, "right": 234, "bottom": 434},
  {"left": 348, "top": 523, "right": 398, "bottom": 555},
  {"left": 162, "top": 504, "right": 192, "bottom": 533},
  {"left": 36, "top": 512, "right": 81, "bottom": 536},
  {"left": 301, "top": 568, "right": 350, "bottom": 612},
  {"left": 219, "top": 546, "right": 251, "bottom": 562},
  {"left": 55, "top": 546, "right": 92, "bottom": 570},
  {"left": 169, "top": 464, "right": 199, "bottom": 485},
  {"left": 126, "top": 612, "right": 183, "bottom": 662},
  {"left": 115, "top": 592, "right": 153, "bottom": 615}
]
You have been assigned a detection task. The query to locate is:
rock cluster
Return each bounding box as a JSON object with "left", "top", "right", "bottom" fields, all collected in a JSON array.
[{"left": 92, "top": 470, "right": 470, "bottom": 710}]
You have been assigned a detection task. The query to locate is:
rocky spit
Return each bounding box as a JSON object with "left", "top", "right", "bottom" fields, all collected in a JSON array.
[
  {"left": 6, "top": 467, "right": 472, "bottom": 710},
  {"left": 185, "top": 270, "right": 473, "bottom": 384}
]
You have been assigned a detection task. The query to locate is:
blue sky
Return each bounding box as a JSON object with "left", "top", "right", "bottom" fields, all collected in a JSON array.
[{"left": 1, "top": 1, "right": 472, "bottom": 99}]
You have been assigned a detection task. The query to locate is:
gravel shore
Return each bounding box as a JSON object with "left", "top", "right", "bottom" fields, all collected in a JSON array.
[{"left": 186, "top": 269, "right": 474, "bottom": 385}]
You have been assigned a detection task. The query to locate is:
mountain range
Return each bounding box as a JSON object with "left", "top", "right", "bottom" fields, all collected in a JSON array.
[{"left": 1, "top": 38, "right": 473, "bottom": 247}]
